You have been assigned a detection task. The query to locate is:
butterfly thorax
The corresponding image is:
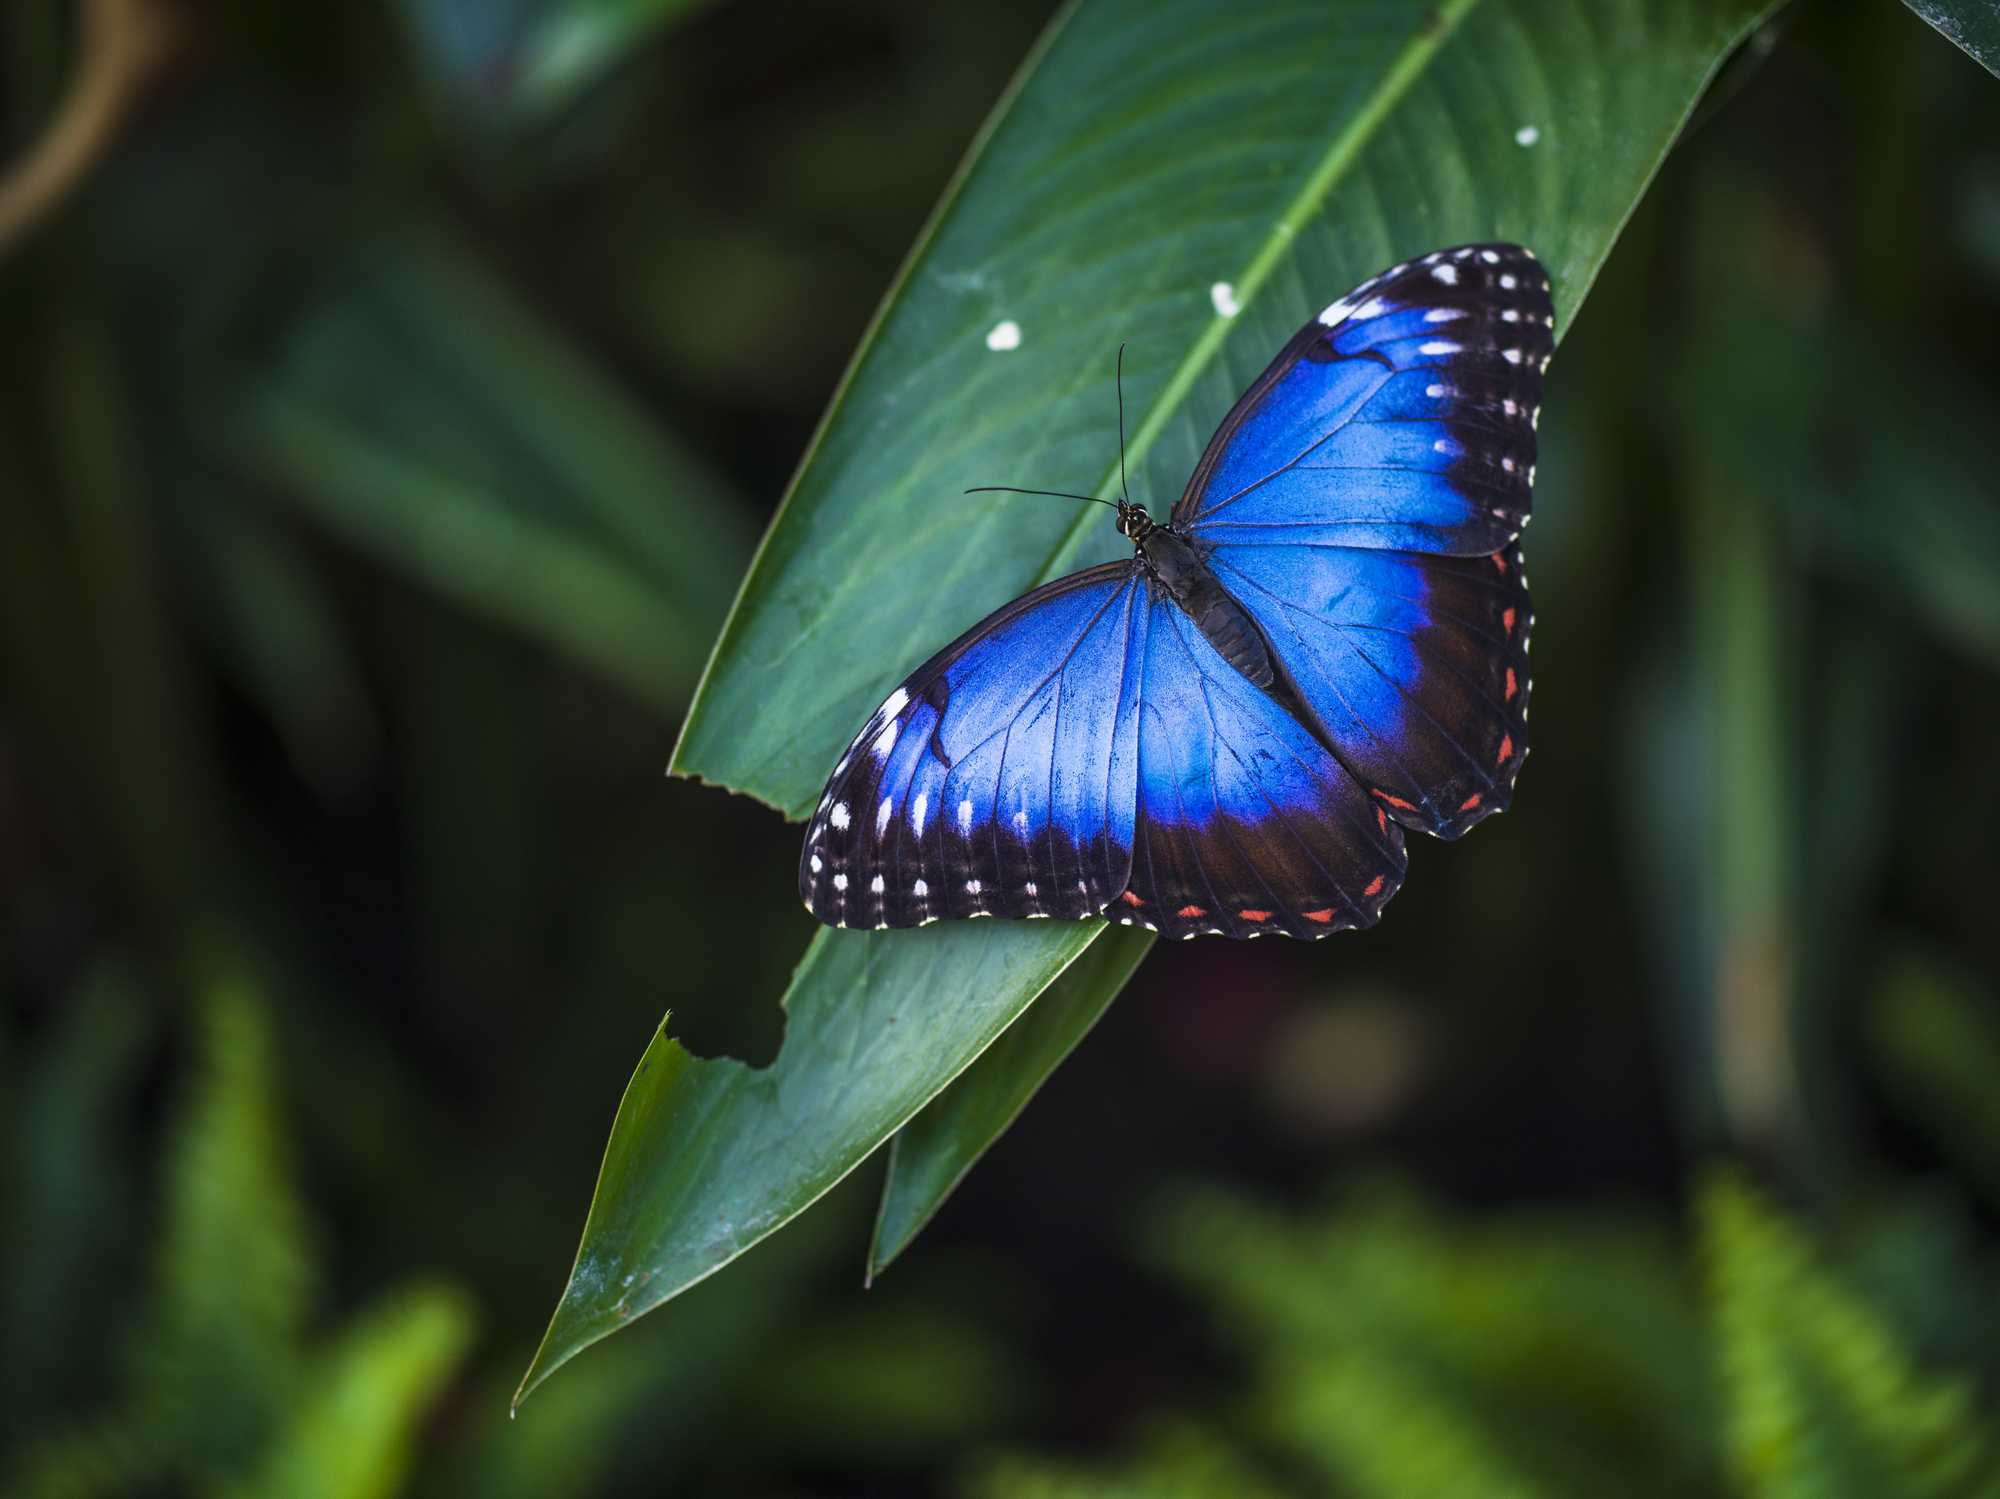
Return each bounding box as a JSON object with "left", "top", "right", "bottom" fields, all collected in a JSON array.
[{"left": 1135, "top": 521, "right": 1278, "bottom": 692}]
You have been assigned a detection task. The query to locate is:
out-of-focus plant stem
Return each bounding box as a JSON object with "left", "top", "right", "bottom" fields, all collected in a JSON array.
[{"left": 0, "top": 0, "right": 181, "bottom": 251}]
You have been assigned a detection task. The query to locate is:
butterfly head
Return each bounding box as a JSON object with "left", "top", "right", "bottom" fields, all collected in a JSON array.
[{"left": 1114, "top": 498, "right": 1155, "bottom": 544}]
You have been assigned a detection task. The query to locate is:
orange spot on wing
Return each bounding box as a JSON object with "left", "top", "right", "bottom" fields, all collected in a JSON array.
[
  {"left": 1504, "top": 666, "right": 1517, "bottom": 700},
  {"left": 1491, "top": 552, "right": 1508, "bottom": 575},
  {"left": 1502, "top": 607, "right": 1517, "bottom": 634},
  {"left": 1238, "top": 909, "right": 1272, "bottom": 922},
  {"left": 1372, "top": 789, "right": 1418, "bottom": 812},
  {"left": 1176, "top": 904, "right": 1206, "bottom": 919},
  {"left": 1302, "top": 908, "right": 1335, "bottom": 924},
  {"left": 1376, "top": 805, "right": 1388, "bottom": 836},
  {"left": 1458, "top": 792, "right": 1484, "bottom": 812},
  {"left": 1363, "top": 875, "right": 1386, "bottom": 898},
  {"left": 1496, "top": 733, "right": 1513, "bottom": 764},
  {"left": 1120, "top": 890, "right": 1144, "bottom": 907}
]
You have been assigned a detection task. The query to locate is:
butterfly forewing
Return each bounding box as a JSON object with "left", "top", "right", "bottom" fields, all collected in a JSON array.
[
  {"left": 1177, "top": 242, "right": 1551, "bottom": 556},
  {"left": 800, "top": 565, "right": 1146, "bottom": 929}
]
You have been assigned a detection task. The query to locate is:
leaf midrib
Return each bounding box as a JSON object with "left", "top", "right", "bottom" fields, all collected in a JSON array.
[{"left": 1028, "top": 0, "right": 1486, "bottom": 587}]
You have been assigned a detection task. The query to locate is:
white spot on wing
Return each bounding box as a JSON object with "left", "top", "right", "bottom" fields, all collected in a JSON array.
[
  {"left": 1012, "top": 808, "right": 1030, "bottom": 835},
  {"left": 830, "top": 801, "right": 850, "bottom": 831},
  {"left": 1499, "top": 273, "right": 1518, "bottom": 290},
  {"left": 833, "top": 873, "right": 848, "bottom": 891},
  {"left": 870, "top": 874, "right": 885, "bottom": 895},
  {"left": 985, "top": 319, "right": 1021, "bottom": 351},
  {"left": 1432, "top": 262, "right": 1459, "bottom": 285},
  {"left": 876, "top": 796, "right": 893, "bottom": 838},
  {"left": 1423, "top": 307, "right": 1464, "bottom": 323},
  {"left": 810, "top": 853, "right": 822, "bottom": 874},
  {"left": 913, "top": 878, "right": 929, "bottom": 898},
  {"left": 879, "top": 687, "right": 909, "bottom": 721},
  {"left": 1419, "top": 340, "right": 1461, "bottom": 356},
  {"left": 965, "top": 879, "right": 982, "bottom": 895},
  {"left": 1209, "top": 281, "right": 1240, "bottom": 317},
  {"left": 1515, "top": 124, "right": 1540, "bottom": 146},
  {"left": 911, "top": 791, "right": 928, "bottom": 836},
  {"left": 872, "top": 720, "right": 899, "bottom": 759},
  {"left": 957, "top": 798, "right": 974, "bottom": 836}
]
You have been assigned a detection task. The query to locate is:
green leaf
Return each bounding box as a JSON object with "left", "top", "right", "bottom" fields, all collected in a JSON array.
[
  {"left": 869, "top": 924, "right": 1152, "bottom": 1279},
  {"left": 675, "top": 0, "right": 1782, "bottom": 813},
  {"left": 969, "top": 1425, "right": 1293, "bottom": 1499},
  {"left": 537, "top": 0, "right": 1784, "bottom": 1393},
  {"left": 220, "top": 221, "right": 753, "bottom": 714},
  {"left": 1701, "top": 1168, "right": 1999, "bottom": 1499},
  {"left": 1901, "top": 1, "right": 2000, "bottom": 78},
  {"left": 1151, "top": 1185, "right": 1713, "bottom": 1497},
  {"left": 515, "top": 919, "right": 1102, "bottom": 1406},
  {"left": 239, "top": 1286, "right": 475, "bottom": 1499},
  {"left": 139, "top": 974, "right": 315, "bottom": 1471},
  {"left": 401, "top": 0, "right": 719, "bottom": 121}
]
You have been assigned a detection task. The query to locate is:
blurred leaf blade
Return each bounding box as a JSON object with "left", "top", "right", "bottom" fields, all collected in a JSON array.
[
  {"left": 139, "top": 974, "right": 315, "bottom": 1467},
  {"left": 243, "top": 1285, "right": 476, "bottom": 1499},
  {"left": 218, "top": 221, "right": 753, "bottom": 712},
  {"left": 869, "top": 923, "right": 1152, "bottom": 1279},
  {"left": 1900, "top": 2, "right": 2000, "bottom": 77},
  {"left": 516, "top": 919, "right": 1103, "bottom": 1406},
  {"left": 402, "top": 0, "right": 719, "bottom": 121},
  {"left": 1701, "top": 1168, "right": 1998, "bottom": 1499}
]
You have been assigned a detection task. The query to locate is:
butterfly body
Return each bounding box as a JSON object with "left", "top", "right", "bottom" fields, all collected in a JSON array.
[
  {"left": 1131, "top": 519, "right": 1279, "bottom": 692},
  {"left": 801, "top": 244, "right": 1553, "bottom": 940}
]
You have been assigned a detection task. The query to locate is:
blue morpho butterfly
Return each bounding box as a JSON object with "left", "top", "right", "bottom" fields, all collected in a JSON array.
[{"left": 802, "top": 243, "right": 1552, "bottom": 941}]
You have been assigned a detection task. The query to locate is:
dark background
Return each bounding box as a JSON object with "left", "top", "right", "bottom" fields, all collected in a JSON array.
[{"left": 4, "top": 2, "right": 2000, "bottom": 1495}]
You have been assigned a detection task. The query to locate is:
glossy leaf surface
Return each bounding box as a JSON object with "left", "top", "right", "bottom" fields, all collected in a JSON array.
[{"left": 869, "top": 924, "right": 1154, "bottom": 1279}]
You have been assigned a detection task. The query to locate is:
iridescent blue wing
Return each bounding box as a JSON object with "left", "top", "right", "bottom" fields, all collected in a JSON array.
[
  {"left": 1116, "top": 594, "right": 1407, "bottom": 942},
  {"left": 801, "top": 564, "right": 1148, "bottom": 929},
  {"left": 1182, "top": 243, "right": 1549, "bottom": 836}
]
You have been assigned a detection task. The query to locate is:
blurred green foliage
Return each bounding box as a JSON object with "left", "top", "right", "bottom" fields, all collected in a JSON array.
[
  {"left": 2, "top": 964, "right": 474, "bottom": 1498},
  {"left": 971, "top": 1173, "right": 2000, "bottom": 1499},
  {"left": 2, "top": 0, "right": 1999, "bottom": 1494}
]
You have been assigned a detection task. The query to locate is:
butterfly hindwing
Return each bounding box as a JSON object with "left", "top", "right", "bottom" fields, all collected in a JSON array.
[
  {"left": 1207, "top": 542, "right": 1532, "bottom": 838},
  {"left": 800, "top": 564, "right": 1148, "bottom": 929},
  {"left": 1117, "top": 596, "right": 1407, "bottom": 941}
]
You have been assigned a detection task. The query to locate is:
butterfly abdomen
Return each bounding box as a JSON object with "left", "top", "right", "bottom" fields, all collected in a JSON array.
[{"left": 1139, "top": 527, "right": 1276, "bottom": 690}]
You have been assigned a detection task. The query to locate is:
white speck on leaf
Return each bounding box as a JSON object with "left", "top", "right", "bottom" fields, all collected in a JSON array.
[
  {"left": 1210, "top": 281, "right": 1241, "bottom": 317},
  {"left": 1515, "top": 125, "right": 1540, "bottom": 147},
  {"left": 985, "top": 319, "right": 1022, "bottom": 351}
]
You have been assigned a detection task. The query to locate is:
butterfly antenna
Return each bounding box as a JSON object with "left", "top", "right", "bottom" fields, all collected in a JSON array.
[
  {"left": 965, "top": 485, "right": 1117, "bottom": 510},
  {"left": 1115, "top": 343, "right": 1132, "bottom": 506}
]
